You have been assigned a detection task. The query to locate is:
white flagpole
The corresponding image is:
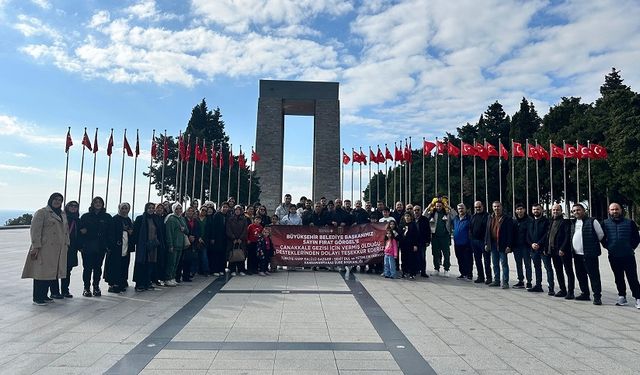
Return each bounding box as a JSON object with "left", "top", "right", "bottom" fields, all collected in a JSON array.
[
  {"left": 359, "top": 147, "right": 363, "bottom": 202},
  {"left": 351, "top": 148, "right": 355, "bottom": 203},
  {"left": 209, "top": 143, "right": 214, "bottom": 200},
  {"left": 105, "top": 128, "right": 114, "bottom": 205},
  {"left": 78, "top": 127, "right": 87, "bottom": 205},
  {"left": 368, "top": 146, "right": 372, "bottom": 202},
  {"left": 160, "top": 130, "right": 166, "bottom": 200},
  {"left": 248, "top": 146, "right": 254, "bottom": 205},
  {"left": 376, "top": 145, "right": 381, "bottom": 204},
  {"left": 434, "top": 137, "right": 439, "bottom": 196},
  {"left": 176, "top": 131, "right": 182, "bottom": 202},
  {"left": 217, "top": 144, "right": 222, "bottom": 207},
  {"left": 192, "top": 137, "right": 198, "bottom": 203},
  {"left": 525, "top": 138, "right": 529, "bottom": 210},
  {"left": 422, "top": 138, "right": 426, "bottom": 209},
  {"left": 118, "top": 129, "right": 127, "bottom": 204},
  {"left": 385, "top": 144, "right": 389, "bottom": 207},
  {"left": 91, "top": 128, "right": 98, "bottom": 199},
  {"left": 63, "top": 127, "right": 71, "bottom": 205},
  {"left": 237, "top": 145, "right": 242, "bottom": 204},
  {"left": 447, "top": 139, "right": 451, "bottom": 202},
  {"left": 498, "top": 140, "right": 502, "bottom": 203},
  {"left": 398, "top": 140, "right": 403, "bottom": 204},
  {"left": 563, "top": 140, "right": 568, "bottom": 214},
  {"left": 341, "top": 148, "right": 344, "bottom": 199},
  {"left": 200, "top": 139, "right": 206, "bottom": 201},
  {"left": 511, "top": 139, "right": 516, "bottom": 217},
  {"left": 576, "top": 140, "right": 580, "bottom": 205},
  {"left": 460, "top": 139, "right": 463, "bottom": 204},
  {"left": 535, "top": 139, "right": 540, "bottom": 204},
  {"left": 227, "top": 143, "right": 232, "bottom": 201},
  {"left": 483, "top": 138, "right": 488, "bottom": 208},
  {"left": 549, "top": 139, "right": 553, "bottom": 206},
  {"left": 147, "top": 129, "right": 155, "bottom": 202},
  {"left": 132, "top": 129, "right": 139, "bottom": 217},
  {"left": 408, "top": 137, "right": 412, "bottom": 203},
  {"left": 473, "top": 138, "right": 476, "bottom": 200},
  {"left": 587, "top": 140, "right": 592, "bottom": 213}
]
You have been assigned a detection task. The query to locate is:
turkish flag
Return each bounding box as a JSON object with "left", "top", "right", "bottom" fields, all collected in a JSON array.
[
  {"left": 403, "top": 144, "right": 412, "bottom": 164},
  {"left": 436, "top": 141, "right": 446, "bottom": 155},
  {"left": 81, "top": 130, "right": 92, "bottom": 151},
  {"left": 135, "top": 133, "right": 140, "bottom": 157},
  {"left": 185, "top": 141, "right": 191, "bottom": 160},
  {"left": 394, "top": 146, "right": 403, "bottom": 162},
  {"left": 590, "top": 143, "right": 607, "bottom": 159},
  {"left": 486, "top": 142, "right": 498, "bottom": 157},
  {"left": 385, "top": 147, "right": 393, "bottom": 161},
  {"left": 65, "top": 129, "right": 73, "bottom": 153},
  {"left": 212, "top": 147, "right": 219, "bottom": 167},
  {"left": 201, "top": 141, "right": 208, "bottom": 163},
  {"left": 228, "top": 148, "right": 234, "bottom": 167},
  {"left": 423, "top": 140, "right": 436, "bottom": 155},
  {"left": 474, "top": 142, "right": 488, "bottom": 160},
  {"left": 376, "top": 148, "right": 384, "bottom": 163},
  {"left": 512, "top": 142, "right": 525, "bottom": 157},
  {"left": 461, "top": 142, "right": 476, "bottom": 156},
  {"left": 107, "top": 133, "right": 114, "bottom": 156},
  {"left": 527, "top": 143, "right": 540, "bottom": 160},
  {"left": 218, "top": 150, "right": 224, "bottom": 168},
  {"left": 342, "top": 151, "right": 351, "bottom": 165},
  {"left": 499, "top": 142, "right": 509, "bottom": 160},
  {"left": 550, "top": 143, "right": 564, "bottom": 158},
  {"left": 163, "top": 137, "right": 169, "bottom": 160},
  {"left": 360, "top": 149, "right": 368, "bottom": 165},
  {"left": 447, "top": 142, "right": 460, "bottom": 157},
  {"left": 369, "top": 148, "right": 377, "bottom": 164},
  {"left": 352, "top": 149, "right": 360, "bottom": 164},
  {"left": 151, "top": 139, "right": 157, "bottom": 158},
  {"left": 577, "top": 144, "right": 592, "bottom": 159},
  {"left": 93, "top": 130, "right": 99, "bottom": 154},
  {"left": 239, "top": 152, "right": 247, "bottom": 169},
  {"left": 251, "top": 149, "right": 260, "bottom": 162},
  {"left": 123, "top": 134, "right": 134, "bottom": 157},
  {"left": 536, "top": 144, "right": 549, "bottom": 160},
  {"left": 564, "top": 144, "right": 578, "bottom": 158},
  {"left": 178, "top": 135, "right": 185, "bottom": 160}
]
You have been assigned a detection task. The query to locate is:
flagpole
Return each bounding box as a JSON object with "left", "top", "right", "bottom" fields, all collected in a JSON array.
[
  {"left": 563, "top": 140, "right": 568, "bottom": 214},
  {"left": 192, "top": 137, "right": 198, "bottom": 203},
  {"left": 398, "top": 140, "right": 403, "bottom": 204},
  {"left": 498, "top": 140, "right": 502, "bottom": 203},
  {"left": 147, "top": 129, "right": 155, "bottom": 202},
  {"left": 248, "top": 146, "right": 254, "bottom": 205},
  {"left": 511, "top": 139, "right": 516, "bottom": 217},
  {"left": 460, "top": 139, "right": 463, "bottom": 204},
  {"left": 236, "top": 146, "right": 242, "bottom": 204},
  {"left": 483, "top": 138, "right": 488, "bottom": 208},
  {"left": 63, "top": 127, "right": 71, "bottom": 205},
  {"left": 473, "top": 138, "right": 476, "bottom": 201},
  {"left": 341, "top": 148, "right": 344, "bottom": 200},
  {"left": 209, "top": 143, "right": 214, "bottom": 201},
  {"left": 91, "top": 128, "right": 98, "bottom": 199},
  {"left": 160, "top": 130, "right": 166, "bottom": 200},
  {"left": 368, "top": 146, "right": 372, "bottom": 202},
  {"left": 132, "top": 129, "right": 139, "bottom": 217},
  {"left": 587, "top": 140, "right": 592, "bottom": 213},
  {"left": 217, "top": 144, "right": 222, "bottom": 207},
  {"left": 176, "top": 131, "right": 182, "bottom": 202},
  {"left": 376, "top": 145, "right": 380, "bottom": 204},
  {"left": 385, "top": 143, "right": 389, "bottom": 207},
  {"left": 119, "top": 129, "right": 127, "bottom": 204},
  {"left": 535, "top": 139, "right": 540, "bottom": 204},
  {"left": 78, "top": 127, "right": 87, "bottom": 206},
  {"left": 351, "top": 147, "right": 355, "bottom": 203},
  {"left": 576, "top": 140, "right": 580, "bottom": 205},
  {"left": 199, "top": 140, "right": 206, "bottom": 201},
  {"left": 184, "top": 134, "right": 191, "bottom": 204},
  {"left": 434, "top": 137, "right": 438, "bottom": 196},
  {"left": 447, "top": 140, "right": 451, "bottom": 201},
  {"left": 549, "top": 139, "right": 553, "bottom": 206},
  {"left": 422, "top": 138, "right": 425, "bottom": 209},
  {"left": 359, "top": 147, "right": 363, "bottom": 202},
  {"left": 525, "top": 138, "right": 529, "bottom": 210},
  {"left": 227, "top": 143, "right": 232, "bottom": 201},
  {"left": 106, "top": 129, "right": 113, "bottom": 205},
  {"left": 393, "top": 143, "right": 397, "bottom": 205},
  {"left": 408, "top": 137, "right": 412, "bottom": 203}
]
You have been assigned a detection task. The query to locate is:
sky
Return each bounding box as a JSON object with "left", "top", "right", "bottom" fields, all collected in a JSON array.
[{"left": 0, "top": 0, "right": 639, "bottom": 213}]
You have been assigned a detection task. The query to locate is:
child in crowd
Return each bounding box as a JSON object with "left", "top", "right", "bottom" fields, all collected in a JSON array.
[
  {"left": 256, "top": 226, "right": 273, "bottom": 276},
  {"left": 246, "top": 216, "right": 264, "bottom": 275},
  {"left": 383, "top": 226, "right": 398, "bottom": 279},
  {"left": 270, "top": 215, "right": 279, "bottom": 226}
]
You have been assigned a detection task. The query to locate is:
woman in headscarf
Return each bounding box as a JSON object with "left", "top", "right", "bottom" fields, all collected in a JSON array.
[
  {"left": 132, "top": 203, "right": 163, "bottom": 291},
  {"left": 226, "top": 205, "right": 248, "bottom": 276},
  {"left": 105, "top": 203, "right": 134, "bottom": 293},
  {"left": 79, "top": 196, "right": 112, "bottom": 297},
  {"left": 22, "top": 193, "right": 69, "bottom": 305},
  {"left": 152, "top": 203, "right": 168, "bottom": 286},
  {"left": 50, "top": 201, "right": 81, "bottom": 298},
  {"left": 164, "top": 202, "right": 188, "bottom": 287},
  {"left": 176, "top": 206, "right": 198, "bottom": 283}
]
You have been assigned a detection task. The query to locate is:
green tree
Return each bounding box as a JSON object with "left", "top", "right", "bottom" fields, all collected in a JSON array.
[{"left": 5, "top": 213, "right": 32, "bottom": 226}]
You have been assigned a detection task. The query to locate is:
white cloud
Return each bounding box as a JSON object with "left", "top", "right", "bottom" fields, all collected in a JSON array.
[
  {"left": 30, "top": 0, "right": 50, "bottom": 9},
  {"left": 13, "top": 14, "right": 61, "bottom": 40},
  {"left": 88, "top": 10, "right": 110, "bottom": 28},
  {"left": 124, "top": 0, "right": 178, "bottom": 22},
  {"left": 191, "top": 0, "right": 353, "bottom": 33},
  {"left": 0, "top": 114, "right": 63, "bottom": 145},
  {"left": 0, "top": 163, "right": 44, "bottom": 174}
]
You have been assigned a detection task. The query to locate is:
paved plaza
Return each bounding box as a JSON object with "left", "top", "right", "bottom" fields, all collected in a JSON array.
[{"left": 1, "top": 227, "right": 640, "bottom": 374}]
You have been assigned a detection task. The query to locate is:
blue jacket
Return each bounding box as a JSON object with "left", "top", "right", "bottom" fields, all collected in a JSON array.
[
  {"left": 603, "top": 217, "right": 640, "bottom": 258},
  {"left": 453, "top": 214, "right": 471, "bottom": 246}
]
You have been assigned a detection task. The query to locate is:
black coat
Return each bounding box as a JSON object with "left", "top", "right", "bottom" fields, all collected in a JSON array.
[
  {"left": 547, "top": 217, "right": 570, "bottom": 256},
  {"left": 104, "top": 215, "right": 133, "bottom": 285},
  {"left": 351, "top": 208, "right": 370, "bottom": 225},
  {"left": 415, "top": 216, "right": 432, "bottom": 247},
  {"left": 526, "top": 216, "right": 549, "bottom": 252},
  {"left": 79, "top": 209, "right": 112, "bottom": 253},
  {"left": 206, "top": 211, "right": 227, "bottom": 253},
  {"left": 66, "top": 214, "right": 81, "bottom": 268},
  {"left": 484, "top": 214, "right": 514, "bottom": 252},
  {"left": 399, "top": 221, "right": 419, "bottom": 251},
  {"left": 512, "top": 215, "right": 531, "bottom": 247}
]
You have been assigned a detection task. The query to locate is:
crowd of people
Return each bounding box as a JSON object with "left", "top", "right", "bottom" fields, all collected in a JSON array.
[{"left": 21, "top": 192, "right": 640, "bottom": 310}]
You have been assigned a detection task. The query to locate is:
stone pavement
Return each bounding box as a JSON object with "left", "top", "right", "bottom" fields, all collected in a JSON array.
[{"left": 1, "top": 227, "right": 640, "bottom": 374}]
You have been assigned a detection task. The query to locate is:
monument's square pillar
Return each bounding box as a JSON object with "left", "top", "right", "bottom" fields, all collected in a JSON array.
[{"left": 255, "top": 80, "right": 340, "bottom": 211}]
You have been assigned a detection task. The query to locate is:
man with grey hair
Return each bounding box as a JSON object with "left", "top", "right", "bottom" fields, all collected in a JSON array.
[{"left": 453, "top": 203, "right": 472, "bottom": 280}]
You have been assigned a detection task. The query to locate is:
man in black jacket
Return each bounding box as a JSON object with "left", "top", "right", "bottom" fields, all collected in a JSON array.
[
  {"left": 602, "top": 203, "right": 640, "bottom": 308},
  {"left": 412, "top": 205, "right": 432, "bottom": 277},
  {"left": 512, "top": 204, "right": 532, "bottom": 289},
  {"left": 571, "top": 203, "right": 605, "bottom": 305},
  {"left": 485, "top": 201, "right": 513, "bottom": 289},
  {"left": 470, "top": 201, "right": 491, "bottom": 284},
  {"left": 79, "top": 196, "right": 112, "bottom": 297},
  {"left": 205, "top": 202, "right": 229, "bottom": 276},
  {"left": 309, "top": 202, "right": 330, "bottom": 226},
  {"left": 547, "top": 204, "right": 575, "bottom": 299},
  {"left": 526, "top": 204, "right": 551, "bottom": 293}
]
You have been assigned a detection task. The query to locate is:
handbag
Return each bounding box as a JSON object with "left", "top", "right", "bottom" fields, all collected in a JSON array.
[
  {"left": 182, "top": 233, "right": 191, "bottom": 249},
  {"left": 228, "top": 242, "right": 246, "bottom": 263}
]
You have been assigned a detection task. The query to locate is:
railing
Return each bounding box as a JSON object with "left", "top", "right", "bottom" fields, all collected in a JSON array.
[{"left": 0, "top": 225, "right": 30, "bottom": 230}]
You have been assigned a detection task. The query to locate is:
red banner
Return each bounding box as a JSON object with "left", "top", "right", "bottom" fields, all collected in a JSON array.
[{"left": 270, "top": 223, "right": 386, "bottom": 267}]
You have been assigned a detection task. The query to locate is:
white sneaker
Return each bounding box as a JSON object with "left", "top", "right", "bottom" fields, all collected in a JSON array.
[
  {"left": 164, "top": 280, "right": 176, "bottom": 287},
  {"left": 356, "top": 265, "right": 361, "bottom": 272},
  {"left": 239, "top": 272, "right": 246, "bottom": 276},
  {"left": 636, "top": 299, "right": 640, "bottom": 309},
  {"left": 224, "top": 268, "right": 230, "bottom": 273},
  {"left": 444, "top": 271, "right": 450, "bottom": 277},
  {"left": 616, "top": 296, "right": 628, "bottom": 306},
  {"left": 231, "top": 272, "right": 237, "bottom": 276}
]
